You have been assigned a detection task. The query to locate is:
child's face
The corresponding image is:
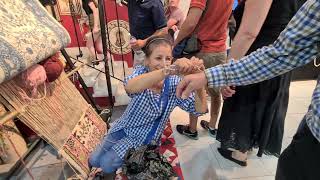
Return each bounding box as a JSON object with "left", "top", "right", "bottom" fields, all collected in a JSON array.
[{"left": 146, "top": 45, "right": 172, "bottom": 71}]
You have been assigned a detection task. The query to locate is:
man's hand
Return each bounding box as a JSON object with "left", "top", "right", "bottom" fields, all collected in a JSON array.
[
  {"left": 173, "top": 57, "right": 204, "bottom": 75},
  {"left": 130, "top": 39, "right": 146, "bottom": 51},
  {"left": 221, "top": 86, "right": 236, "bottom": 99},
  {"left": 176, "top": 72, "right": 208, "bottom": 99}
]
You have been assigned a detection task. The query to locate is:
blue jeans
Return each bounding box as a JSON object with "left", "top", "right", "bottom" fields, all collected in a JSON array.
[{"left": 89, "top": 130, "right": 126, "bottom": 173}]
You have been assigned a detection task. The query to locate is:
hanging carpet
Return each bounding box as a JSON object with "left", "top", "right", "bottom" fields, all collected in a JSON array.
[{"left": 0, "top": 0, "right": 70, "bottom": 84}]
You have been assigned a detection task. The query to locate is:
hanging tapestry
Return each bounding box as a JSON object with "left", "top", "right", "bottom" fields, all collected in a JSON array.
[
  {"left": 0, "top": 0, "right": 70, "bottom": 84},
  {"left": 59, "top": 106, "right": 107, "bottom": 178},
  {"left": 106, "top": 20, "right": 131, "bottom": 55}
]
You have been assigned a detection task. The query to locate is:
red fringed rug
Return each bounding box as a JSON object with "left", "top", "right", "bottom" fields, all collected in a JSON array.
[{"left": 115, "top": 121, "right": 184, "bottom": 180}]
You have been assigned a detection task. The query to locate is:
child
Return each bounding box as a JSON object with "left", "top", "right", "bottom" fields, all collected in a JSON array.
[{"left": 89, "top": 36, "right": 207, "bottom": 173}]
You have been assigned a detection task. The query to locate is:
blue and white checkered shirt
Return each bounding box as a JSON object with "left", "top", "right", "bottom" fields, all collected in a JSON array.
[
  {"left": 109, "top": 65, "right": 204, "bottom": 159},
  {"left": 205, "top": 0, "right": 320, "bottom": 142}
]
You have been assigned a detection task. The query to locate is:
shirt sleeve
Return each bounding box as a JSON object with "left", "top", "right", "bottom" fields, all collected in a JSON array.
[
  {"left": 190, "top": 0, "right": 207, "bottom": 10},
  {"left": 176, "top": 93, "right": 207, "bottom": 117},
  {"left": 205, "top": 0, "right": 320, "bottom": 88},
  {"left": 151, "top": 0, "right": 167, "bottom": 30},
  {"left": 123, "top": 65, "right": 147, "bottom": 98}
]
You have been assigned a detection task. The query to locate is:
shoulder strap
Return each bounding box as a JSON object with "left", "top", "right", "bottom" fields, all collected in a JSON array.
[{"left": 144, "top": 77, "right": 170, "bottom": 144}]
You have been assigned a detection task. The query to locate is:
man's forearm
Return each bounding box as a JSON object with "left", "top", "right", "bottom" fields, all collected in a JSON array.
[
  {"left": 205, "top": 0, "right": 320, "bottom": 88},
  {"left": 174, "top": 23, "right": 196, "bottom": 46}
]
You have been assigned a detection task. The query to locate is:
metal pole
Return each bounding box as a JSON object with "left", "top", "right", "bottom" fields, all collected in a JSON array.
[
  {"left": 114, "top": 1, "right": 126, "bottom": 78},
  {"left": 101, "top": 1, "right": 115, "bottom": 77},
  {"left": 98, "top": 0, "right": 114, "bottom": 107},
  {"left": 68, "top": 0, "right": 83, "bottom": 59}
]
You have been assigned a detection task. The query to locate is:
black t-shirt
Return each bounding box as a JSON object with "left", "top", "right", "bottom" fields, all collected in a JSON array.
[{"left": 128, "top": 0, "right": 167, "bottom": 40}]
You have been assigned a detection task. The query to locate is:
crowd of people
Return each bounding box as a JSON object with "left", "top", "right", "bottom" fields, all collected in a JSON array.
[{"left": 89, "top": 0, "right": 320, "bottom": 179}]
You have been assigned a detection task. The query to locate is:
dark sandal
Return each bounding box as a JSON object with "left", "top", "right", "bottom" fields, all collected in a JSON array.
[{"left": 217, "top": 148, "right": 247, "bottom": 166}]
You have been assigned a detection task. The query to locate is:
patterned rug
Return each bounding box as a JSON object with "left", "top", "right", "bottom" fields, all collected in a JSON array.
[
  {"left": 59, "top": 106, "right": 107, "bottom": 179},
  {"left": 115, "top": 122, "right": 184, "bottom": 180},
  {"left": 0, "top": 0, "right": 70, "bottom": 84},
  {"left": 159, "top": 122, "right": 184, "bottom": 180}
]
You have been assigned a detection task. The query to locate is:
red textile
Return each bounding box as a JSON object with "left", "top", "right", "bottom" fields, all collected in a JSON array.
[
  {"left": 190, "top": 0, "right": 233, "bottom": 53},
  {"left": 40, "top": 53, "right": 64, "bottom": 82}
]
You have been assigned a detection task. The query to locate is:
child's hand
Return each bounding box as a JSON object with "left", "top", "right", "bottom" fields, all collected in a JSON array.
[
  {"left": 173, "top": 58, "right": 194, "bottom": 75},
  {"left": 190, "top": 56, "right": 205, "bottom": 71},
  {"left": 173, "top": 57, "right": 204, "bottom": 75}
]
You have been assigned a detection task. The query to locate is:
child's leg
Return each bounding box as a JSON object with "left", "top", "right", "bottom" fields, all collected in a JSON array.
[
  {"left": 99, "top": 148, "right": 123, "bottom": 173},
  {"left": 89, "top": 131, "right": 125, "bottom": 167}
]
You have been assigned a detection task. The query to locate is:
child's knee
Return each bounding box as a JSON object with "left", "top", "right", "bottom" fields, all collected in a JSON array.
[
  {"left": 89, "top": 145, "right": 104, "bottom": 167},
  {"left": 99, "top": 151, "right": 123, "bottom": 173}
]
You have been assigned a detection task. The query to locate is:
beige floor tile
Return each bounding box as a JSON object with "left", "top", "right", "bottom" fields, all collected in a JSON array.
[{"left": 177, "top": 144, "right": 220, "bottom": 180}]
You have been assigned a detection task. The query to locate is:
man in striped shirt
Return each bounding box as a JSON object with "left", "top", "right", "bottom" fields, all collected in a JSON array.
[{"left": 176, "top": 0, "right": 320, "bottom": 179}]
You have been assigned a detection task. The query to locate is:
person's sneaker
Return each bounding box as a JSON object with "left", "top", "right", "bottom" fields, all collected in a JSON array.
[
  {"left": 176, "top": 125, "right": 198, "bottom": 140},
  {"left": 200, "top": 120, "right": 217, "bottom": 137}
]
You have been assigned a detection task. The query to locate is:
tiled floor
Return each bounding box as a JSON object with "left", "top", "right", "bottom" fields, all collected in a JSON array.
[
  {"left": 7, "top": 80, "right": 316, "bottom": 180},
  {"left": 170, "top": 80, "right": 316, "bottom": 180}
]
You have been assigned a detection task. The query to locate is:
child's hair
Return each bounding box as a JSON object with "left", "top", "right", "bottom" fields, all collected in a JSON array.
[{"left": 143, "top": 36, "right": 173, "bottom": 58}]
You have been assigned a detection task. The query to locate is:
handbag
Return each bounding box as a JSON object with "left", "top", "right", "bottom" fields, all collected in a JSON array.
[
  {"left": 183, "top": 34, "right": 202, "bottom": 54},
  {"left": 182, "top": 0, "right": 210, "bottom": 55}
]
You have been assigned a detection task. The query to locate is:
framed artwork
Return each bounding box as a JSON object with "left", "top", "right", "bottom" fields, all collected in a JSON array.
[{"left": 106, "top": 20, "right": 131, "bottom": 55}]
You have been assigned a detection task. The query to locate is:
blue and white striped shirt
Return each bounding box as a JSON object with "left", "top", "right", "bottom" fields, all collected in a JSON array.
[
  {"left": 109, "top": 65, "right": 204, "bottom": 159},
  {"left": 205, "top": 0, "right": 320, "bottom": 142}
]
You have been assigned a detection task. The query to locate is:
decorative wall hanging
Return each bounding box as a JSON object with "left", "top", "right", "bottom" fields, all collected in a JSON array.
[
  {"left": 106, "top": 20, "right": 131, "bottom": 55},
  {"left": 0, "top": 0, "right": 70, "bottom": 84}
]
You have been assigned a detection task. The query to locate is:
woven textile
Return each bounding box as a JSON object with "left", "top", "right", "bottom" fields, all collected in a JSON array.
[
  {"left": 0, "top": 76, "right": 107, "bottom": 178},
  {"left": 59, "top": 106, "right": 107, "bottom": 178},
  {"left": 0, "top": 75, "right": 89, "bottom": 149},
  {"left": 0, "top": 0, "right": 70, "bottom": 84}
]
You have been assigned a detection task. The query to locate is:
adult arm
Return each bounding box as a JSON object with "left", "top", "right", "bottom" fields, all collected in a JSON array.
[
  {"left": 174, "top": 7, "right": 203, "bottom": 46},
  {"left": 223, "top": 0, "right": 272, "bottom": 98},
  {"left": 228, "top": 0, "right": 273, "bottom": 60},
  {"left": 88, "top": 1, "right": 100, "bottom": 33},
  {"left": 176, "top": 0, "right": 320, "bottom": 98}
]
